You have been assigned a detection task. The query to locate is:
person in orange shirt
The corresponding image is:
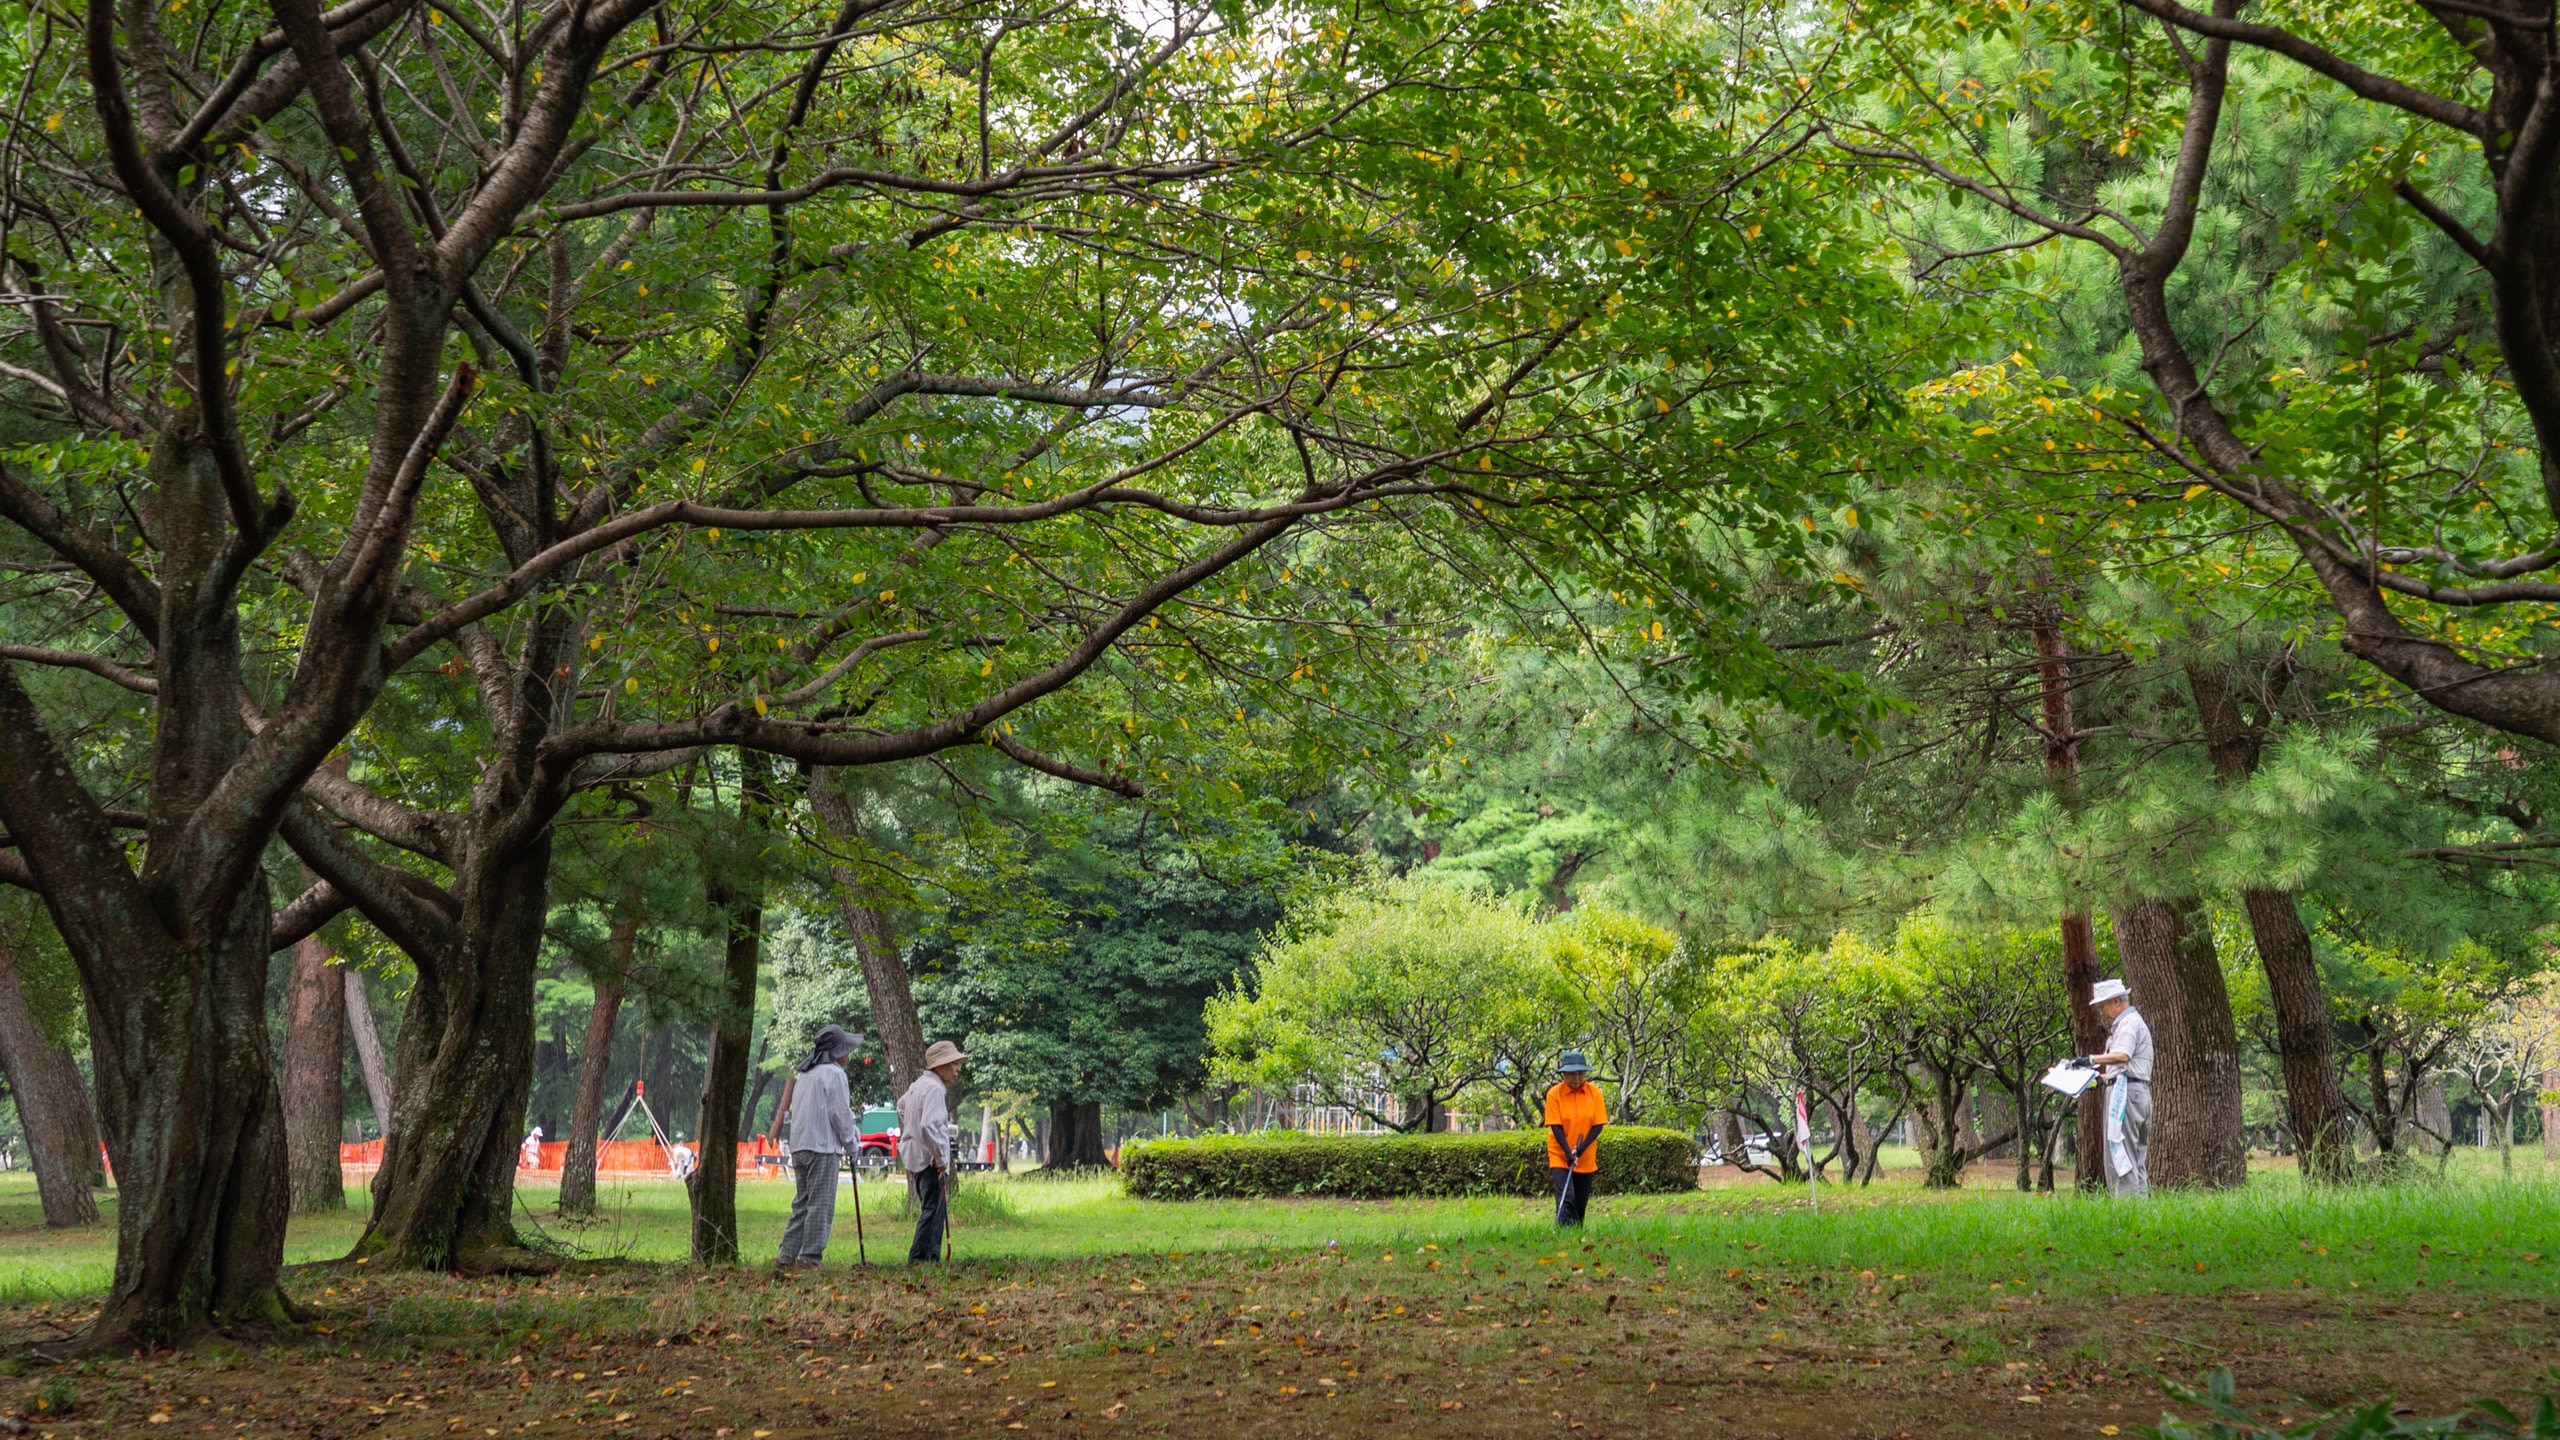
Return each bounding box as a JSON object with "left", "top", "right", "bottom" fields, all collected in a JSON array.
[{"left": 1543, "top": 1051, "right": 1607, "bottom": 1227}]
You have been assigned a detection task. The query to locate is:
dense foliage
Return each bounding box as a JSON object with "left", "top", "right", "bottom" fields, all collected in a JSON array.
[{"left": 1118, "top": 1125, "right": 1700, "bottom": 1200}]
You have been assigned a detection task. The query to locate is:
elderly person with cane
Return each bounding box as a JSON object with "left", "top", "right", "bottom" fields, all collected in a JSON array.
[
  {"left": 772, "top": 1024, "right": 860, "bottom": 1272},
  {"left": 899, "top": 1039, "right": 967, "bottom": 1264},
  {"left": 2072, "top": 979, "right": 2153, "bottom": 1196},
  {"left": 1544, "top": 1050, "right": 1608, "bottom": 1227}
]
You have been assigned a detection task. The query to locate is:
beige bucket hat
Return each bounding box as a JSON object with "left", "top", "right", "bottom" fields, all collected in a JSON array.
[{"left": 923, "top": 1039, "right": 969, "bottom": 1069}]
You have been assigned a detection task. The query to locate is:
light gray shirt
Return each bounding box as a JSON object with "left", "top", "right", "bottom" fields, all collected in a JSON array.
[
  {"left": 2105, "top": 1006, "right": 2154, "bottom": 1084},
  {"left": 785, "top": 1060, "right": 859, "bottom": 1155},
  {"left": 897, "top": 1070, "right": 950, "bottom": 1173}
]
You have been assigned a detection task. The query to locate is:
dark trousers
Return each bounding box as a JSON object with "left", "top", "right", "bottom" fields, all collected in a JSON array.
[
  {"left": 908, "top": 1166, "right": 948, "bottom": 1264},
  {"left": 1549, "top": 1167, "right": 1594, "bottom": 1226}
]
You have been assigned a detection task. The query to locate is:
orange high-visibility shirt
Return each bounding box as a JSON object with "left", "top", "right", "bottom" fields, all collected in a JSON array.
[{"left": 1542, "top": 1081, "right": 1609, "bottom": 1173}]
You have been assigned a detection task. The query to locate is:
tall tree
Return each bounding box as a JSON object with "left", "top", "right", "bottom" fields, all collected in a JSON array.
[
  {"left": 2185, "top": 662, "right": 2355, "bottom": 1182},
  {"left": 1840, "top": 0, "right": 2560, "bottom": 744},
  {"left": 2110, "top": 897, "right": 2248, "bottom": 1189},
  {"left": 687, "top": 752, "right": 775, "bottom": 1262},
  {"left": 0, "top": 912, "right": 101, "bottom": 1227},
  {"left": 929, "top": 807, "right": 1297, "bottom": 1160},
  {"left": 278, "top": 936, "right": 347, "bottom": 1213},
  {"left": 558, "top": 899, "right": 640, "bottom": 1219}
]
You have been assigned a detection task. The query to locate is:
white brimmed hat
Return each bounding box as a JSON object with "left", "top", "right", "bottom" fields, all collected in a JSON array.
[
  {"left": 923, "top": 1039, "right": 969, "bottom": 1069},
  {"left": 2090, "top": 979, "right": 2129, "bottom": 1005}
]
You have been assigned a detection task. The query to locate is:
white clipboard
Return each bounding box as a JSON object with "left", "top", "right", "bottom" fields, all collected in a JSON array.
[{"left": 2039, "top": 1061, "right": 2098, "bottom": 1099}]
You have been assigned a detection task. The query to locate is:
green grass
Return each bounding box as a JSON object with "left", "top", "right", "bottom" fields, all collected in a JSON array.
[
  {"left": 5, "top": 1160, "right": 2556, "bottom": 1438},
  {"left": 9, "top": 1149, "right": 2555, "bottom": 1303}
]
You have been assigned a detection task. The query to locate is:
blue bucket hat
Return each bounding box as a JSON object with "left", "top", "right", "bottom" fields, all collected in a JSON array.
[{"left": 1556, "top": 1050, "right": 1593, "bottom": 1074}]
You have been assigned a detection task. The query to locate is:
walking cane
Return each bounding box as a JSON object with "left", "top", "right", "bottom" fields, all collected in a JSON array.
[
  {"left": 847, "top": 1155, "right": 868, "bottom": 1266},
  {"left": 944, "top": 1165, "right": 956, "bottom": 1263}
]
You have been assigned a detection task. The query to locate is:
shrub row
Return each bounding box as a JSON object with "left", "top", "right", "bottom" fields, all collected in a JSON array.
[{"left": 1119, "top": 1126, "right": 1700, "bottom": 1201}]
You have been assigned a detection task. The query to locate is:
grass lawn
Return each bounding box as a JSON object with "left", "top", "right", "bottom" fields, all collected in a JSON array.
[{"left": 1, "top": 1152, "right": 2556, "bottom": 1439}]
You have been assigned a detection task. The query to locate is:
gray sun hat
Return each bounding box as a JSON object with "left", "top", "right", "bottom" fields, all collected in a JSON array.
[
  {"left": 1556, "top": 1050, "right": 1594, "bottom": 1074},
  {"left": 798, "top": 1023, "right": 861, "bottom": 1072}
]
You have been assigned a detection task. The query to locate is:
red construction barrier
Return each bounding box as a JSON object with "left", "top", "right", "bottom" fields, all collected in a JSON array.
[{"left": 340, "top": 1137, "right": 790, "bottom": 1183}]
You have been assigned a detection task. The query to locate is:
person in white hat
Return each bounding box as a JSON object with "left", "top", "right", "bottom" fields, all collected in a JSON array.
[
  {"left": 899, "top": 1040, "right": 967, "bottom": 1263},
  {"left": 2073, "top": 980, "right": 2152, "bottom": 1196}
]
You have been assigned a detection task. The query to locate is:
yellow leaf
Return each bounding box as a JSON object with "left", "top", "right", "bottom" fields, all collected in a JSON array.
[
  {"left": 2183, "top": 483, "right": 2210, "bottom": 500},
  {"left": 706, "top": 637, "right": 719, "bottom": 652},
  {"left": 1843, "top": 507, "right": 1858, "bottom": 527},
  {"left": 879, "top": 590, "right": 895, "bottom": 602},
  {"left": 981, "top": 659, "right": 994, "bottom": 676},
  {"left": 691, "top": 457, "right": 706, "bottom": 474},
  {"left": 754, "top": 695, "right": 768, "bottom": 715},
  {"left": 626, "top": 678, "right": 638, "bottom": 693},
  {"left": 1655, "top": 395, "right": 1671, "bottom": 414}
]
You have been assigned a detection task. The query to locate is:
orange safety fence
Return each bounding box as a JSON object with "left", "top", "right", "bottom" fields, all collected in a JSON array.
[{"left": 340, "top": 1138, "right": 792, "bottom": 1180}]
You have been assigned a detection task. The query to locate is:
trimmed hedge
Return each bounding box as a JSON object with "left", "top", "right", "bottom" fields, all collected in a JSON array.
[{"left": 1119, "top": 1126, "right": 1700, "bottom": 1201}]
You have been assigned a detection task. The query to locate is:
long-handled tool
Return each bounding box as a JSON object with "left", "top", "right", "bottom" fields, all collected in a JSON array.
[
  {"left": 944, "top": 1165, "right": 956, "bottom": 1264},
  {"left": 1553, "top": 1156, "right": 1573, "bottom": 1226},
  {"left": 846, "top": 1156, "right": 868, "bottom": 1266}
]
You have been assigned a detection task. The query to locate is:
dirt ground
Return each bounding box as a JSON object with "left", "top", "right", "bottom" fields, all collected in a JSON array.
[{"left": 4, "top": 1235, "right": 2553, "bottom": 1440}]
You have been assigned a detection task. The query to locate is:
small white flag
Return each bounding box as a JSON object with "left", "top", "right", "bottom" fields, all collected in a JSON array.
[{"left": 1794, "top": 1089, "right": 1814, "bottom": 1147}]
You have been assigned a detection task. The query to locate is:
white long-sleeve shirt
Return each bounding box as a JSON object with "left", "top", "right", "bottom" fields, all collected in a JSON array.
[
  {"left": 897, "top": 1070, "right": 950, "bottom": 1173},
  {"left": 786, "top": 1060, "right": 860, "bottom": 1155}
]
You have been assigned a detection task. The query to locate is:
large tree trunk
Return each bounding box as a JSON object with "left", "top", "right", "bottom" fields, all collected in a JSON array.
[
  {"left": 2033, "top": 619, "right": 2109, "bottom": 1192},
  {"left": 0, "top": 435, "right": 300, "bottom": 1345},
  {"left": 83, "top": 893, "right": 293, "bottom": 1345},
  {"left": 343, "top": 965, "right": 392, "bottom": 1140},
  {"left": 2110, "top": 896, "right": 2248, "bottom": 1189},
  {"left": 0, "top": 934, "right": 101, "bottom": 1227},
  {"left": 1046, "top": 1099, "right": 1108, "bottom": 1169},
  {"left": 808, "top": 773, "right": 926, "bottom": 1096},
  {"left": 558, "top": 905, "right": 639, "bottom": 1218},
  {"left": 279, "top": 937, "right": 346, "bottom": 1214},
  {"left": 358, "top": 838, "right": 553, "bottom": 1272},
  {"left": 2416, "top": 1076, "right": 2454, "bottom": 1159},
  {"left": 2238, "top": 889, "right": 2352, "bottom": 1180},
  {"left": 845, "top": 902, "right": 922, "bottom": 1094},
  {"left": 2187, "top": 664, "right": 2354, "bottom": 1184},
  {"left": 688, "top": 753, "right": 770, "bottom": 1264}
]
